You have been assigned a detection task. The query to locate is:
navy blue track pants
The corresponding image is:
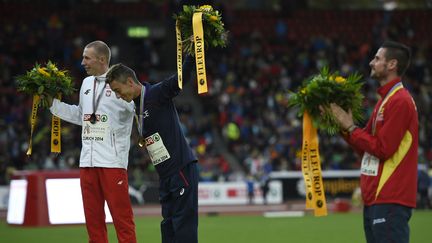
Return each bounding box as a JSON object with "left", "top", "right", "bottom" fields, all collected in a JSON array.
[{"left": 159, "top": 162, "right": 199, "bottom": 243}]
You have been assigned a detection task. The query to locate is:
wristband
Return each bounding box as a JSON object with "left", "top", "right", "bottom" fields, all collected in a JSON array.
[{"left": 347, "top": 125, "right": 357, "bottom": 134}]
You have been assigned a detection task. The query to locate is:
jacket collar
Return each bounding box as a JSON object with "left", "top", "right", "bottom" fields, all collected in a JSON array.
[
  {"left": 377, "top": 77, "right": 401, "bottom": 98},
  {"left": 94, "top": 71, "right": 108, "bottom": 82}
]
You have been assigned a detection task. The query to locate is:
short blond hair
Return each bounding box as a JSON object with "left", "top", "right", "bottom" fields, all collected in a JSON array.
[{"left": 85, "top": 40, "right": 111, "bottom": 65}]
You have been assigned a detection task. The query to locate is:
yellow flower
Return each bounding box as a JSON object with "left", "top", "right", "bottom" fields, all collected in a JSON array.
[
  {"left": 47, "top": 62, "right": 58, "bottom": 72},
  {"left": 209, "top": 15, "right": 218, "bottom": 22},
  {"left": 335, "top": 76, "right": 346, "bottom": 83},
  {"left": 301, "top": 88, "right": 307, "bottom": 94},
  {"left": 199, "top": 5, "right": 213, "bottom": 12},
  {"left": 56, "top": 70, "right": 65, "bottom": 78},
  {"left": 38, "top": 67, "right": 51, "bottom": 78}
]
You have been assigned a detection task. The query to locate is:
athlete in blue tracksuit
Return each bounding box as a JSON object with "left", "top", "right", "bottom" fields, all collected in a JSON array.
[{"left": 105, "top": 56, "right": 198, "bottom": 243}]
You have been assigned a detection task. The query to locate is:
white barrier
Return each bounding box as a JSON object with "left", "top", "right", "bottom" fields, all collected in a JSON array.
[
  {"left": 198, "top": 181, "right": 283, "bottom": 205},
  {"left": 45, "top": 178, "right": 112, "bottom": 224},
  {"left": 7, "top": 178, "right": 112, "bottom": 225}
]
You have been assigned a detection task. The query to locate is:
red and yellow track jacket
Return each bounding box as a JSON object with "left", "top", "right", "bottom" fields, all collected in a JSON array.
[{"left": 347, "top": 77, "right": 418, "bottom": 208}]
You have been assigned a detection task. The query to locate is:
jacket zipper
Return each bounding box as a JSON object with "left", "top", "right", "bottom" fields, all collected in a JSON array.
[
  {"left": 90, "top": 140, "right": 93, "bottom": 167},
  {"left": 112, "top": 132, "right": 118, "bottom": 156}
]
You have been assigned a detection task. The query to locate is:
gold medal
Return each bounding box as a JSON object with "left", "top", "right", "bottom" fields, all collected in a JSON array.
[{"left": 138, "top": 137, "right": 145, "bottom": 147}]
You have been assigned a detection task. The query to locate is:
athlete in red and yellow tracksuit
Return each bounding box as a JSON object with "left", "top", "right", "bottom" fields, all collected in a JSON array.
[
  {"left": 347, "top": 77, "right": 418, "bottom": 208},
  {"left": 346, "top": 77, "right": 418, "bottom": 243},
  {"left": 330, "top": 41, "right": 417, "bottom": 243}
]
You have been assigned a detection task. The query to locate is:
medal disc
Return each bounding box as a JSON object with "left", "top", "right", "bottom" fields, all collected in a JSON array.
[
  {"left": 138, "top": 138, "right": 145, "bottom": 147},
  {"left": 90, "top": 113, "right": 97, "bottom": 124}
]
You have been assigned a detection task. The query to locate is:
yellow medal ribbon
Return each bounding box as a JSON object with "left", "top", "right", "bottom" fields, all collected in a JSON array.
[
  {"left": 51, "top": 94, "right": 62, "bottom": 153},
  {"left": 372, "top": 83, "right": 403, "bottom": 135},
  {"left": 175, "top": 20, "right": 183, "bottom": 90},
  {"left": 302, "top": 112, "right": 327, "bottom": 216},
  {"left": 192, "top": 11, "right": 208, "bottom": 94},
  {"left": 26, "top": 95, "right": 41, "bottom": 156}
]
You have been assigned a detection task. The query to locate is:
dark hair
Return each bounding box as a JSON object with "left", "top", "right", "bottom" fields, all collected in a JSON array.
[
  {"left": 106, "top": 63, "right": 139, "bottom": 84},
  {"left": 381, "top": 40, "right": 411, "bottom": 76},
  {"left": 85, "top": 40, "right": 111, "bottom": 64}
]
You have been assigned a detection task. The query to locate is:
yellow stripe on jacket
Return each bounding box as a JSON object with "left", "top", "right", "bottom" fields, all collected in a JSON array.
[{"left": 375, "top": 130, "right": 413, "bottom": 198}]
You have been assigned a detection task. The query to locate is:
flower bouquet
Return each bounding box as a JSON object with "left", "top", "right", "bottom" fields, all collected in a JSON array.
[
  {"left": 16, "top": 60, "right": 75, "bottom": 107},
  {"left": 289, "top": 67, "right": 364, "bottom": 135},
  {"left": 174, "top": 5, "right": 227, "bottom": 55},
  {"left": 173, "top": 5, "right": 227, "bottom": 94},
  {"left": 16, "top": 61, "right": 75, "bottom": 155}
]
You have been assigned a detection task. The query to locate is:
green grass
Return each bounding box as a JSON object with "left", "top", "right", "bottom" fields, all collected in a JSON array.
[{"left": 1, "top": 210, "right": 431, "bottom": 242}]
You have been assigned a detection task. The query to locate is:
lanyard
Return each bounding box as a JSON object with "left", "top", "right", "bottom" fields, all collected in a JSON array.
[
  {"left": 134, "top": 84, "right": 146, "bottom": 137},
  {"left": 92, "top": 77, "right": 106, "bottom": 115},
  {"left": 90, "top": 77, "right": 106, "bottom": 124},
  {"left": 372, "top": 82, "right": 403, "bottom": 135}
]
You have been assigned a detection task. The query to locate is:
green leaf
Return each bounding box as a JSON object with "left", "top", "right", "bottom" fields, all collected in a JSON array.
[{"left": 38, "top": 86, "right": 44, "bottom": 94}]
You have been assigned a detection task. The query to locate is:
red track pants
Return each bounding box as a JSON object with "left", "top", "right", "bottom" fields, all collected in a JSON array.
[{"left": 80, "top": 168, "right": 136, "bottom": 243}]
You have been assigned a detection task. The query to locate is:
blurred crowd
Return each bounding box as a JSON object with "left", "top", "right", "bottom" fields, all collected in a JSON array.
[
  {"left": 0, "top": 1, "right": 431, "bottom": 189},
  {"left": 191, "top": 8, "right": 432, "bottom": 182}
]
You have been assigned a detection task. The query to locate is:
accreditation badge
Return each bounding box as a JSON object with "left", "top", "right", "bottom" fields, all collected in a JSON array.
[
  {"left": 145, "top": 132, "right": 170, "bottom": 166},
  {"left": 361, "top": 152, "right": 379, "bottom": 176},
  {"left": 82, "top": 120, "right": 109, "bottom": 142}
]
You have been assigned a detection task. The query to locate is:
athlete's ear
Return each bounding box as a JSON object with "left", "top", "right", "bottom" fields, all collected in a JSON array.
[
  {"left": 388, "top": 59, "right": 397, "bottom": 72},
  {"left": 98, "top": 55, "right": 106, "bottom": 65},
  {"left": 126, "top": 77, "right": 135, "bottom": 87}
]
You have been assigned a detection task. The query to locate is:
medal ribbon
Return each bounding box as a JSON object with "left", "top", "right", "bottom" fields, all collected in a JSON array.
[
  {"left": 372, "top": 82, "right": 403, "bottom": 135},
  {"left": 134, "top": 85, "right": 146, "bottom": 147},
  {"left": 51, "top": 94, "right": 62, "bottom": 153},
  {"left": 302, "top": 112, "right": 327, "bottom": 216},
  {"left": 192, "top": 11, "right": 208, "bottom": 94},
  {"left": 26, "top": 95, "right": 41, "bottom": 156},
  {"left": 92, "top": 77, "right": 106, "bottom": 123},
  {"left": 362, "top": 83, "right": 403, "bottom": 174}
]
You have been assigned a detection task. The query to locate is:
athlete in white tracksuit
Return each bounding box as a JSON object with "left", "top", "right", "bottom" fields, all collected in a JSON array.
[
  {"left": 49, "top": 40, "right": 137, "bottom": 243},
  {"left": 51, "top": 75, "right": 134, "bottom": 167}
]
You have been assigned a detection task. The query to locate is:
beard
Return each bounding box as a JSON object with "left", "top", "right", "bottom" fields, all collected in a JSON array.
[{"left": 370, "top": 66, "right": 388, "bottom": 81}]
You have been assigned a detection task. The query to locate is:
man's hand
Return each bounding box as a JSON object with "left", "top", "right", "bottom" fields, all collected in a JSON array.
[
  {"left": 47, "top": 95, "right": 53, "bottom": 107},
  {"left": 328, "top": 103, "right": 355, "bottom": 131},
  {"left": 40, "top": 94, "right": 54, "bottom": 108}
]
